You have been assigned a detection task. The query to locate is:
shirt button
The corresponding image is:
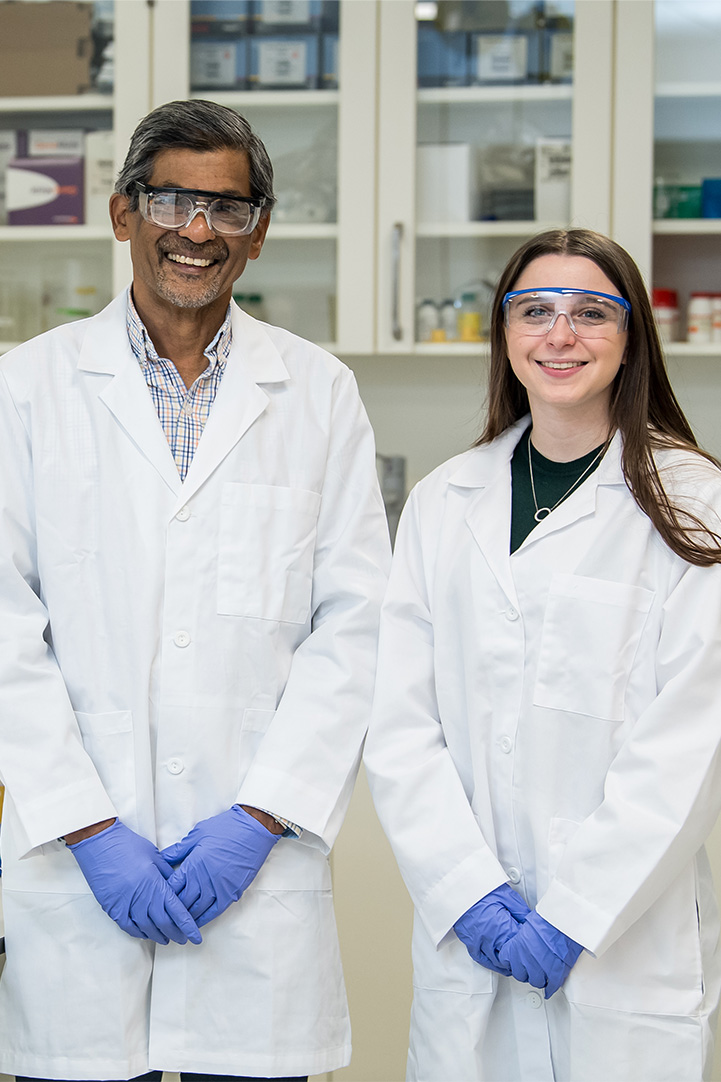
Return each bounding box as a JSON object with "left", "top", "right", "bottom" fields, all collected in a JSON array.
[
  {"left": 500, "top": 736, "right": 513, "bottom": 754},
  {"left": 167, "top": 758, "right": 184, "bottom": 775},
  {"left": 507, "top": 867, "right": 521, "bottom": 884},
  {"left": 176, "top": 506, "right": 191, "bottom": 522},
  {"left": 527, "top": 991, "right": 543, "bottom": 1009},
  {"left": 173, "top": 630, "right": 191, "bottom": 648},
  {"left": 506, "top": 607, "right": 519, "bottom": 621}
]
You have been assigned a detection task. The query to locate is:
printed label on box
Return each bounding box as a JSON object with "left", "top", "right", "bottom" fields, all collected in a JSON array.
[
  {"left": 28, "top": 130, "right": 85, "bottom": 158},
  {"left": 191, "top": 42, "right": 237, "bottom": 87},
  {"left": 258, "top": 0, "right": 311, "bottom": 25},
  {"left": 476, "top": 35, "right": 528, "bottom": 82},
  {"left": 257, "top": 39, "right": 307, "bottom": 84},
  {"left": 7, "top": 158, "right": 83, "bottom": 225},
  {"left": 549, "top": 32, "right": 573, "bottom": 81}
]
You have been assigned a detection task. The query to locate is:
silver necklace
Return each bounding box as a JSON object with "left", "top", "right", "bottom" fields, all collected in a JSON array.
[{"left": 528, "top": 431, "right": 606, "bottom": 523}]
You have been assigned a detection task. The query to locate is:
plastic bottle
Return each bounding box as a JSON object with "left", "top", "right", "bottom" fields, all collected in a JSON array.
[
  {"left": 440, "top": 298, "right": 458, "bottom": 341},
  {"left": 416, "top": 299, "right": 439, "bottom": 342},
  {"left": 457, "top": 291, "right": 482, "bottom": 342},
  {"left": 651, "top": 288, "right": 679, "bottom": 343},
  {"left": 687, "top": 293, "right": 713, "bottom": 343},
  {"left": 712, "top": 294, "right": 721, "bottom": 344}
]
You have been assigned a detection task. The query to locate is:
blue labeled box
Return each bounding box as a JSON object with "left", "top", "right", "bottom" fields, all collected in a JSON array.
[
  {"left": 321, "top": 32, "right": 338, "bottom": 89},
  {"left": 249, "top": 34, "right": 319, "bottom": 88},
  {"left": 251, "top": 0, "right": 322, "bottom": 32},
  {"left": 470, "top": 30, "right": 541, "bottom": 84},
  {"left": 417, "top": 25, "right": 468, "bottom": 88},
  {"left": 191, "top": 1, "right": 250, "bottom": 38},
  {"left": 191, "top": 39, "right": 248, "bottom": 90}
]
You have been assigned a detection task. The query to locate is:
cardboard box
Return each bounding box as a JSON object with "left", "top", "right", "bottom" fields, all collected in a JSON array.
[
  {"left": 191, "top": 40, "right": 248, "bottom": 90},
  {"left": 0, "top": 130, "right": 22, "bottom": 224},
  {"left": 0, "top": 2, "right": 93, "bottom": 97},
  {"left": 7, "top": 157, "right": 84, "bottom": 225},
  {"left": 416, "top": 144, "right": 478, "bottom": 223},
  {"left": 249, "top": 35, "right": 319, "bottom": 88},
  {"left": 191, "top": 0, "right": 250, "bottom": 38},
  {"left": 84, "top": 129, "right": 114, "bottom": 226}
]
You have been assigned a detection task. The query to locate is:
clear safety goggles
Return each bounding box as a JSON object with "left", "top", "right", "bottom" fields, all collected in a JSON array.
[
  {"left": 136, "top": 182, "right": 265, "bottom": 236},
  {"left": 503, "top": 288, "right": 631, "bottom": 338}
]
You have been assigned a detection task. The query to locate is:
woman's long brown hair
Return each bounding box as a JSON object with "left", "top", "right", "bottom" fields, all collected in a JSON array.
[{"left": 476, "top": 228, "right": 721, "bottom": 566}]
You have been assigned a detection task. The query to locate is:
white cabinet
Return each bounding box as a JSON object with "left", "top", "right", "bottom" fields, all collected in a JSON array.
[{"left": 0, "top": 0, "right": 153, "bottom": 352}]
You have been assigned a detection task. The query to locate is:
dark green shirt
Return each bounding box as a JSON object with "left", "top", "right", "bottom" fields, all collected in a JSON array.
[{"left": 510, "top": 427, "right": 605, "bottom": 553}]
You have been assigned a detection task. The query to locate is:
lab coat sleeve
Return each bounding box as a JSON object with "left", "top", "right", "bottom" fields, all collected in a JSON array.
[
  {"left": 236, "top": 366, "right": 391, "bottom": 853},
  {"left": 538, "top": 496, "right": 721, "bottom": 956},
  {"left": 0, "top": 367, "right": 117, "bottom": 854},
  {"left": 364, "top": 482, "right": 508, "bottom": 948}
]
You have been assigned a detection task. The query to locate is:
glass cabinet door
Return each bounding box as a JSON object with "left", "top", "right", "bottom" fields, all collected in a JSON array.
[
  {"left": 652, "top": 0, "right": 721, "bottom": 354},
  {"left": 375, "top": 0, "right": 613, "bottom": 354},
  {"left": 151, "top": 0, "right": 377, "bottom": 354}
]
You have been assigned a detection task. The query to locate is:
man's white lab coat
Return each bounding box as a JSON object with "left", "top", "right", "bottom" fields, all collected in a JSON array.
[{"left": 0, "top": 291, "right": 391, "bottom": 1079}]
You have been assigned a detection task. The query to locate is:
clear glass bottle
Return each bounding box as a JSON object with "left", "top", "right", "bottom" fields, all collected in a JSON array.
[{"left": 416, "top": 298, "right": 439, "bottom": 342}]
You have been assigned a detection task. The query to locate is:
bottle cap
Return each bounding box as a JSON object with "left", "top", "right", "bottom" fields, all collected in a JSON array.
[
  {"left": 652, "top": 288, "right": 677, "bottom": 307},
  {"left": 430, "top": 328, "right": 447, "bottom": 342}
]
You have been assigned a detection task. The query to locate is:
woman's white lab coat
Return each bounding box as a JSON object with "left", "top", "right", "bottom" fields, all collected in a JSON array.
[
  {"left": 365, "top": 417, "right": 721, "bottom": 1082},
  {"left": 0, "top": 291, "right": 390, "bottom": 1079}
]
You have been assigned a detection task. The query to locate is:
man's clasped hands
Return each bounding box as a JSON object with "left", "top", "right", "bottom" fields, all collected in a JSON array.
[
  {"left": 454, "top": 884, "right": 583, "bottom": 999},
  {"left": 68, "top": 807, "right": 280, "bottom": 945}
]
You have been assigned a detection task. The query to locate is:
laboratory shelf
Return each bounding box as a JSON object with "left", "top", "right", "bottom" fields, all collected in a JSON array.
[
  {"left": 655, "top": 81, "right": 721, "bottom": 98},
  {"left": 653, "top": 219, "right": 721, "bottom": 235},
  {"left": 0, "top": 95, "right": 113, "bottom": 113},
  {"left": 664, "top": 342, "right": 721, "bottom": 358},
  {"left": 416, "top": 220, "right": 565, "bottom": 238},
  {"left": 417, "top": 85, "right": 573, "bottom": 105},
  {"left": 263, "top": 223, "right": 338, "bottom": 239},
  {"left": 191, "top": 90, "right": 340, "bottom": 108},
  {"left": 0, "top": 225, "right": 114, "bottom": 242}
]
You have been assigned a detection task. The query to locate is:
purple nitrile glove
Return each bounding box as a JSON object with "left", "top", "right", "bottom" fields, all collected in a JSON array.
[
  {"left": 69, "top": 819, "right": 202, "bottom": 946},
  {"left": 497, "top": 909, "right": 583, "bottom": 998},
  {"left": 161, "top": 805, "right": 280, "bottom": 927},
  {"left": 454, "top": 884, "right": 532, "bottom": 976}
]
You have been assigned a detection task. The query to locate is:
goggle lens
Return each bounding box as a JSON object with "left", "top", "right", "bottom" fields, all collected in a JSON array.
[
  {"left": 137, "top": 184, "right": 263, "bottom": 236},
  {"left": 503, "top": 289, "right": 630, "bottom": 338}
]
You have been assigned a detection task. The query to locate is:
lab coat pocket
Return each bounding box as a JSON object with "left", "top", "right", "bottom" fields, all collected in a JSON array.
[
  {"left": 534, "top": 574, "right": 654, "bottom": 721},
  {"left": 218, "top": 483, "right": 321, "bottom": 623},
  {"left": 74, "top": 710, "right": 135, "bottom": 821}
]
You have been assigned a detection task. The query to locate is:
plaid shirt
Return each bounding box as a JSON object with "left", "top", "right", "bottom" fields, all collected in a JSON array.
[
  {"left": 126, "top": 293, "right": 231, "bottom": 481},
  {"left": 125, "top": 294, "right": 301, "bottom": 839}
]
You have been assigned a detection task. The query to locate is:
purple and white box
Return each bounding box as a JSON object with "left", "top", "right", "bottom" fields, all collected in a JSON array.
[{"left": 7, "top": 156, "right": 84, "bottom": 225}]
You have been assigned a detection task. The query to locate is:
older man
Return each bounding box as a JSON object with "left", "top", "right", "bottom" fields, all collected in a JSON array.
[{"left": 0, "top": 99, "right": 390, "bottom": 1082}]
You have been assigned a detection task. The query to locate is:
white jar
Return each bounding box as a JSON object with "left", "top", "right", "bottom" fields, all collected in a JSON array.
[
  {"left": 416, "top": 299, "right": 439, "bottom": 343},
  {"left": 687, "top": 293, "right": 713, "bottom": 343},
  {"left": 711, "top": 294, "right": 721, "bottom": 344},
  {"left": 440, "top": 299, "right": 458, "bottom": 341}
]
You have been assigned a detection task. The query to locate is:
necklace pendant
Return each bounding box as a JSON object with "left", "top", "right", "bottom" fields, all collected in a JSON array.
[{"left": 534, "top": 507, "right": 552, "bottom": 522}]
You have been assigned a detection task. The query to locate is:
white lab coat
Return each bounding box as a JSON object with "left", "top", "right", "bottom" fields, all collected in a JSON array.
[
  {"left": 365, "top": 417, "right": 721, "bottom": 1082},
  {"left": 0, "top": 290, "right": 391, "bottom": 1079}
]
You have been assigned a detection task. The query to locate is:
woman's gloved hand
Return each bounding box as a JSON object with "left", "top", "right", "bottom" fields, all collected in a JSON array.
[
  {"left": 69, "top": 819, "right": 202, "bottom": 946},
  {"left": 497, "top": 909, "right": 583, "bottom": 997},
  {"left": 161, "top": 804, "right": 280, "bottom": 927},
  {"left": 454, "top": 883, "right": 532, "bottom": 975}
]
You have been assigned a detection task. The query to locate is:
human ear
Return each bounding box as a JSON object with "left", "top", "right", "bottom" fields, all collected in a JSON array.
[
  {"left": 248, "top": 213, "right": 271, "bottom": 261},
  {"left": 109, "top": 192, "right": 133, "bottom": 241}
]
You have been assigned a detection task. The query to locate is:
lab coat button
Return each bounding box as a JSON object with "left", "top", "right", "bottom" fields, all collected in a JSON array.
[
  {"left": 176, "top": 507, "right": 191, "bottom": 522},
  {"left": 167, "top": 758, "right": 184, "bottom": 775},
  {"left": 527, "top": 991, "right": 543, "bottom": 1009},
  {"left": 506, "top": 607, "right": 519, "bottom": 621},
  {"left": 173, "top": 631, "right": 191, "bottom": 648},
  {"left": 507, "top": 867, "right": 521, "bottom": 883},
  {"left": 500, "top": 736, "right": 513, "bottom": 754}
]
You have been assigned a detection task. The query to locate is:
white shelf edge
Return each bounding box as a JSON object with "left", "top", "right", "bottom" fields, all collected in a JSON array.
[
  {"left": 191, "top": 89, "right": 339, "bottom": 108},
  {"left": 265, "top": 223, "right": 338, "bottom": 240},
  {"left": 0, "top": 95, "right": 113, "bottom": 113},
  {"left": 413, "top": 341, "right": 490, "bottom": 356},
  {"left": 417, "top": 220, "right": 566, "bottom": 238},
  {"left": 665, "top": 342, "right": 721, "bottom": 358},
  {"left": 654, "top": 219, "right": 721, "bottom": 235},
  {"left": 655, "top": 82, "right": 721, "bottom": 99},
  {"left": 417, "top": 84, "right": 573, "bottom": 105},
  {"left": 0, "top": 225, "right": 114, "bottom": 242}
]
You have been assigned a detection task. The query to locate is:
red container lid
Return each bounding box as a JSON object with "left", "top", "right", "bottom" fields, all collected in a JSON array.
[{"left": 652, "top": 288, "right": 678, "bottom": 307}]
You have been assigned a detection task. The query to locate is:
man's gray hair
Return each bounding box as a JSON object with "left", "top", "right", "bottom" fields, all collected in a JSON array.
[{"left": 115, "top": 99, "right": 276, "bottom": 213}]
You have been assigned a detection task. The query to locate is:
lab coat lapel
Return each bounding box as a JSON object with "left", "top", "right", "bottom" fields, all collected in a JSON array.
[
  {"left": 451, "top": 418, "right": 529, "bottom": 608},
  {"left": 77, "top": 293, "right": 181, "bottom": 496},
  {"left": 176, "top": 304, "right": 290, "bottom": 509}
]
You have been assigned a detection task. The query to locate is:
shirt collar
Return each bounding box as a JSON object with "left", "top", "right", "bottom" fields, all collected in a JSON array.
[{"left": 126, "top": 290, "right": 233, "bottom": 373}]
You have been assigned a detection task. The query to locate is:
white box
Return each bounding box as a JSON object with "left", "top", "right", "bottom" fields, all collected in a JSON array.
[
  {"left": 28, "top": 129, "right": 86, "bottom": 157},
  {"left": 416, "top": 144, "right": 478, "bottom": 224},
  {"left": 0, "top": 129, "right": 20, "bottom": 224},
  {"left": 535, "top": 138, "right": 571, "bottom": 221},
  {"left": 84, "top": 129, "right": 114, "bottom": 226}
]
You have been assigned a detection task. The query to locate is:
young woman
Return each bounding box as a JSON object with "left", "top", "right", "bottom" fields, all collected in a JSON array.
[{"left": 365, "top": 229, "right": 721, "bottom": 1082}]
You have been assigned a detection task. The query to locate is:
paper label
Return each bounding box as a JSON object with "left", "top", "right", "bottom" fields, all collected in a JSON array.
[
  {"left": 257, "top": 40, "right": 307, "bottom": 84},
  {"left": 476, "top": 35, "right": 528, "bottom": 81}
]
